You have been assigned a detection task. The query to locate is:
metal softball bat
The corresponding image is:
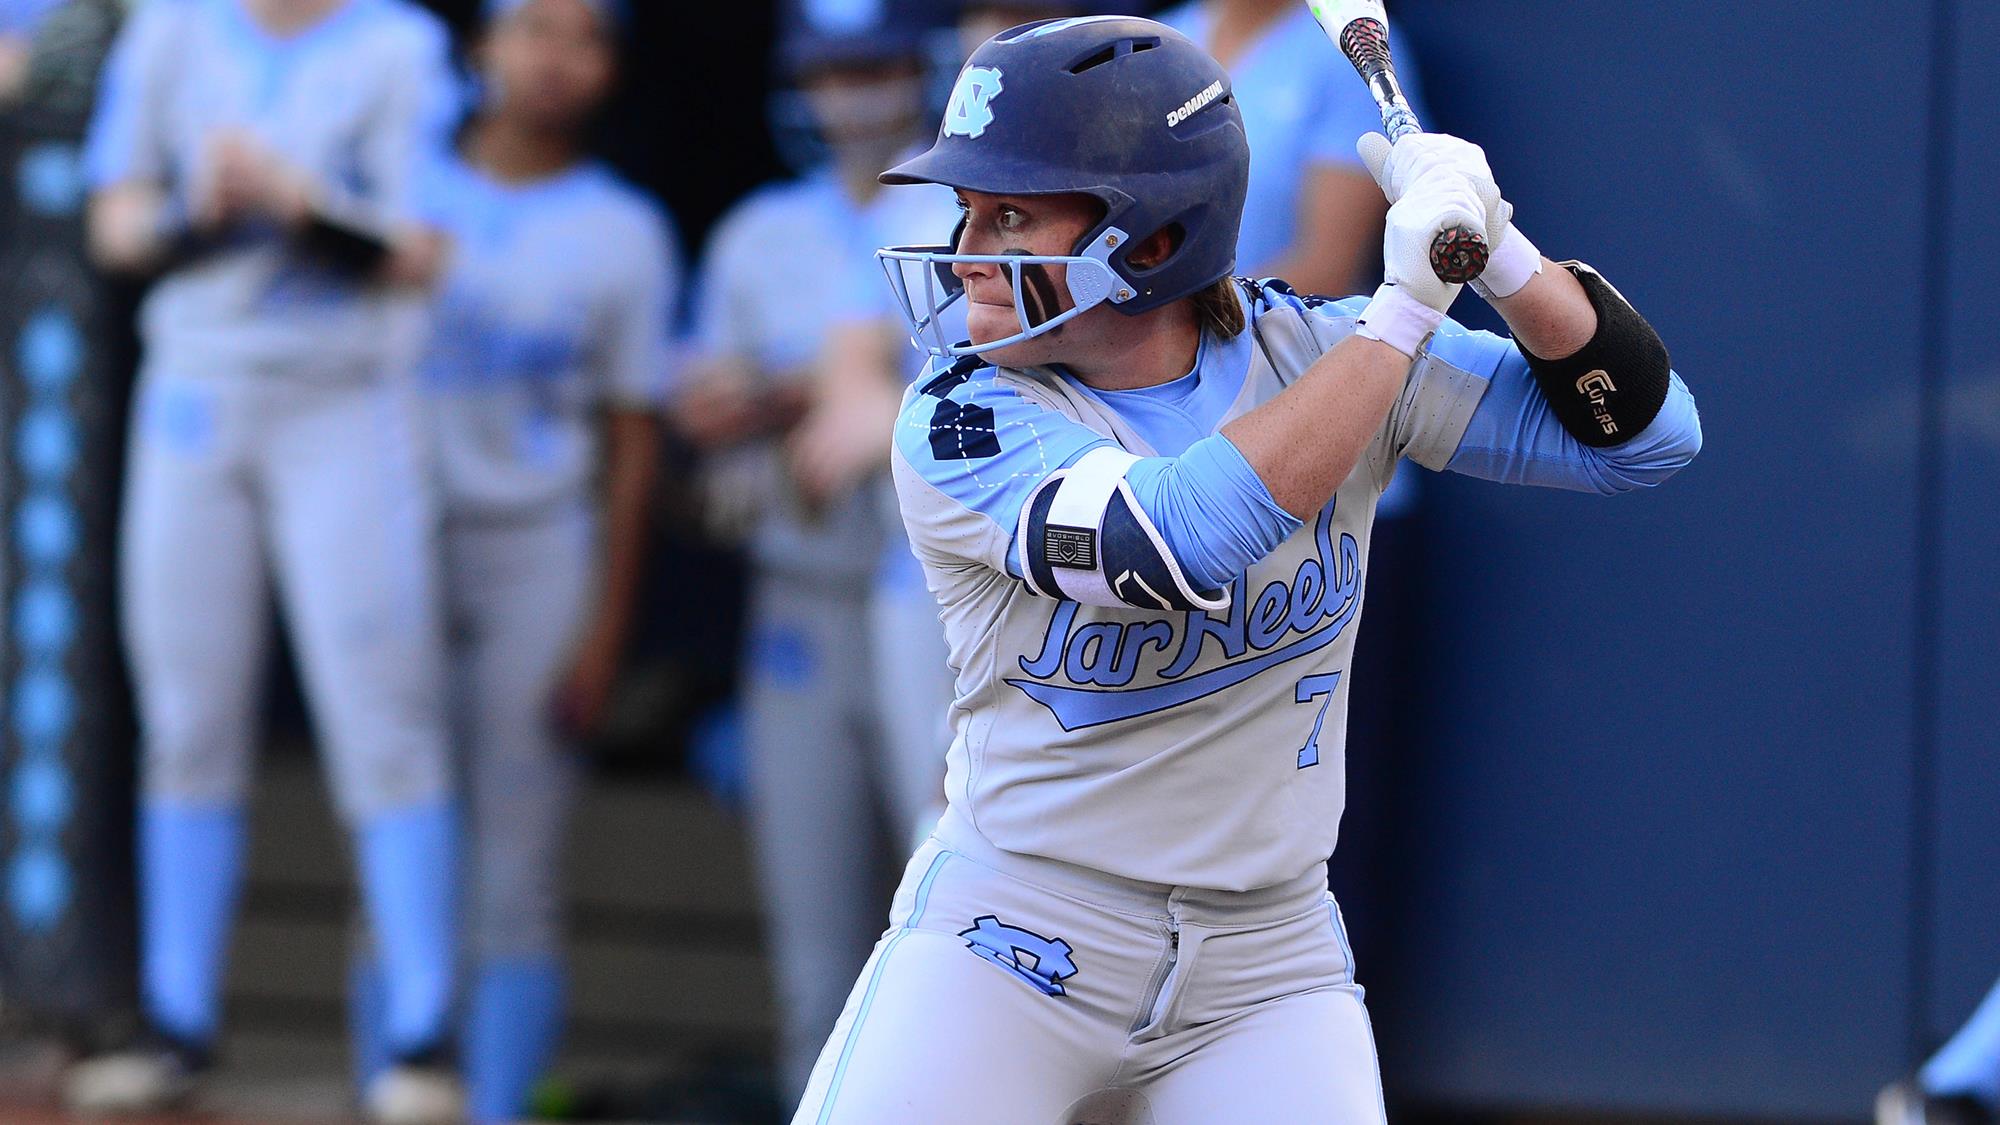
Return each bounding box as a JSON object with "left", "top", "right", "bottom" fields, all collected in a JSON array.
[{"left": 1306, "top": 0, "right": 1490, "bottom": 284}]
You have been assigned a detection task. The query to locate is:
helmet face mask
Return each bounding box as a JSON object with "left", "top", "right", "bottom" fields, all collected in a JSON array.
[
  {"left": 874, "top": 16, "right": 1249, "bottom": 363},
  {"left": 878, "top": 225, "right": 1130, "bottom": 358}
]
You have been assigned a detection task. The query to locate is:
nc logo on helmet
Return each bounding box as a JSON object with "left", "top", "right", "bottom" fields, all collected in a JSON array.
[{"left": 943, "top": 66, "right": 1004, "bottom": 139}]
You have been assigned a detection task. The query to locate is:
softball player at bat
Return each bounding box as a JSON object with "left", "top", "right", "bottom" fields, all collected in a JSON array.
[
  {"left": 346, "top": 1, "right": 671, "bottom": 1122},
  {"left": 69, "top": 1, "right": 461, "bottom": 1121},
  {"left": 796, "top": 15, "right": 1703, "bottom": 1123}
]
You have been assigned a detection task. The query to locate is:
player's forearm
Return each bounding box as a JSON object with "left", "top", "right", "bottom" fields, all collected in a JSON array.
[
  {"left": 592, "top": 410, "right": 661, "bottom": 637},
  {"left": 1491, "top": 258, "right": 1681, "bottom": 454},
  {"left": 1220, "top": 334, "right": 1410, "bottom": 518},
  {"left": 1487, "top": 256, "right": 1596, "bottom": 361},
  {"left": 821, "top": 319, "right": 906, "bottom": 395}
]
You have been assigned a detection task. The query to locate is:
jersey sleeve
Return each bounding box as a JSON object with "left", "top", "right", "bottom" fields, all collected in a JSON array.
[
  {"left": 595, "top": 199, "right": 682, "bottom": 407},
  {"left": 890, "top": 364, "right": 1301, "bottom": 612},
  {"left": 82, "top": 0, "right": 183, "bottom": 189},
  {"left": 407, "top": 149, "right": 462, "bottom": 230},
  {"left": 352, "top": 15, "right": 459, "bottom": 227},
  {"left": 688, "top": 205, "right": 758, "bottom": 363},
  {"left": 1377, "top": 309, "right": 1703, "bottom": 495}
]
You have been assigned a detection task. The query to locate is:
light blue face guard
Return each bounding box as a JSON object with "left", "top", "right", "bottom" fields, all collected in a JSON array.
[{"left": 875, "top": 227, "right": 1132, "bottom": 358}]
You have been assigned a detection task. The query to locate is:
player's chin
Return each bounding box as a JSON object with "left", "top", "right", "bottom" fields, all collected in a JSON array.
[
  {"left": 965, "top": 301, "right": 1018, "bottom": 346},
  {"left": 973, "top": 338, "right": 1039, "bottom": 367},
  {"left": 968, "top": 305, "right": 1063, "bottom": 367}
]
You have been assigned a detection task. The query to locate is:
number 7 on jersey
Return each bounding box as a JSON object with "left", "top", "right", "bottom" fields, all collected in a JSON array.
[{"left": 1294, "top": 672, "right": 1342, "bottom": 769}]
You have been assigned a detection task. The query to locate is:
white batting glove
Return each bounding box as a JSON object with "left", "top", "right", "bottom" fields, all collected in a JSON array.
[
  {"left": 1354, "top": 156, "right": 1491, "bottom": 357},
  {"left": 1357, "top": 131, "right": 1507, "bottom": 237},
  {"left": 1357, "top": 130, "right": 1542, "bottom": 302}
]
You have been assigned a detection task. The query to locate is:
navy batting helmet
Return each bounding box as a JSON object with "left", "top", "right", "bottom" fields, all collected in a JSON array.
[{"left": 876, "top": 15, "right": 1248, "bottom": 357}]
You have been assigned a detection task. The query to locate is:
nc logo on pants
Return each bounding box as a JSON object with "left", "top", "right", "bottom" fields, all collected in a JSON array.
[{"left": 959, "top": 915, "right": 1077, "bottom": 996}]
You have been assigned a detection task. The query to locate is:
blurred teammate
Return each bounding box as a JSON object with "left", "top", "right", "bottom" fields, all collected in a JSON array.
[
  {"left": 954, "top": 0, "right": 1102, "bottom": 59},
  {"left": 797, "top": 17, "right": 1701, "bottom": 1122},
  {"left": 1158, "top": 0, "right": 1415, "bottom": 296},
  {"left": 69, "top": 0, "right": 460, "bottom": 1120},
  {"left": 672, "top": 9, "right": 956, "bottom": 1100},
  {"left": 1881, "top": 977, "right": 2000, "bottom": 1124},
  {"left": 345, "top": 1, "right": 672, "bottom": 1122},
  {"left": 0, "top": 0, "right": 62, "bottom": 99}
]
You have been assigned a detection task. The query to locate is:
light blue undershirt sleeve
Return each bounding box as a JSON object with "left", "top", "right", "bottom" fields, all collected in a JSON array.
[
  {"left": 899, "top": 370, "right": 1301, "bottom": 592},
  {"left": 1443, "top": 346, "right": 1703, "bottom": 494},
  {"left": 1125, "top": 432, "right": 1303, "bottom": 591}
]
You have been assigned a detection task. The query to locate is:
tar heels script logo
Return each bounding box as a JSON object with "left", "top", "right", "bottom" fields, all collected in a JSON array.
[
  {"left": 944, "top": 66, "right": 1003, "bottom": 139},
  {"left": 1007, "top": 508, "right": 1362, "bottom": 732}
]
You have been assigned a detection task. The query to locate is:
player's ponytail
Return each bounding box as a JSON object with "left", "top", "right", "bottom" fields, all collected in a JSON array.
[{"left": 1192, "top": 277, "right": 1247, "bottom": 340}]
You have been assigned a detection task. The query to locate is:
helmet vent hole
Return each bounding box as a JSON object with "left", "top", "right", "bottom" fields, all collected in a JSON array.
[
  {"left": 1065, "top": 36, "right": 1164, "bottom": 75},
  {"left": 1067, "top": 45, "right": 1118, "bottom": 74}
]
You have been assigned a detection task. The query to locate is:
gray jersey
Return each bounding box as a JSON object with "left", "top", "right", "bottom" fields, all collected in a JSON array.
[
  {"left": 892, "top": 280, "right": 1702, "bottom": 891},
  {"left": 417, "top": 156, "right": 678, "bottom": 519},
  {"left": 691, "top": 169, "right": 957, "bottom": 584},
  {"left": 83, "top": 0, "right": 456, "bottom": 380}
]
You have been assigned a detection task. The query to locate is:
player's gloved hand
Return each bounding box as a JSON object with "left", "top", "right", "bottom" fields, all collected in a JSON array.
[
  {"left": 1357, "top": 131, "right": 1509, "bottom": 248},
  {"left": 1357, "top": 130, "right": 1542, "bottom": 302},
  {"left": 1355, "top": 151, "right": 1494, "bottom": 357}
]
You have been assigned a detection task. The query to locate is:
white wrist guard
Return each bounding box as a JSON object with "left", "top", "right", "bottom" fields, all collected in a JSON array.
[
  {"left": 1469, "top": 227, "right": 1543, "bottom": 300},
  {"left": 1354, "top": 283, "right": 1445, "bottom": 358}
]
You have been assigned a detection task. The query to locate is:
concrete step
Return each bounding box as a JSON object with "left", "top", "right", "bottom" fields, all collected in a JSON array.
[{"left": 224, "top": 749, "right": 775, "bottom": 1092}]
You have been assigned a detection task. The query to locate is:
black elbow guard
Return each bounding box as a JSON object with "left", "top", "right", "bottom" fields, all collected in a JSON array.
[{"left": 1518, "top": 262, "right": 1671, "bottom": 448}]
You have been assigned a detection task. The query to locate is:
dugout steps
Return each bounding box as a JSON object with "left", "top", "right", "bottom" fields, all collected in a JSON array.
[{"left": 221, "top": 745, "right": 779, "bottom": 1112}]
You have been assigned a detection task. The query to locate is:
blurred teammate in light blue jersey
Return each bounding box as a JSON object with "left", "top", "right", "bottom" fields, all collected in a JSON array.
[
  {"left": 348, "top": 1, "right": 670, "bottom": 1122},
  {"left": 1158, "top": 0, "right": 1420, "bottom": 298},
  {"left": 71, "top": 1, "right": 461, "bottom": 1122},
  {"left": 673, "top": 3, "right": 958, "bottom": 1100}
]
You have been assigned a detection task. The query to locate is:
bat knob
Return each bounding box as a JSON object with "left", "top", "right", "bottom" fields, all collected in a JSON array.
[{"left": 1429, "top": 225, "right": 1490, "bottom": 285}]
